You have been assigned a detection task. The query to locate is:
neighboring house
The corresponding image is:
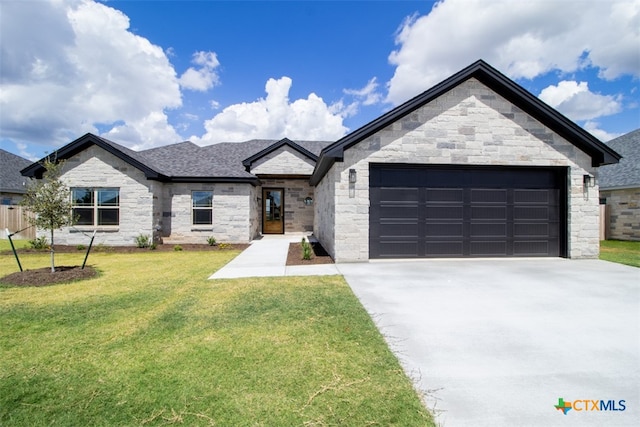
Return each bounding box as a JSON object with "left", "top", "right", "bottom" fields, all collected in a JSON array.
[
  {"left": 598, "top": 129, "right": 640, "bottom": 240},
  {"left": 0, "top": 149, "right": 32, "bottom": 205},
  {"left": 22, "top": 60, "right": 620, "bottom": 260}
]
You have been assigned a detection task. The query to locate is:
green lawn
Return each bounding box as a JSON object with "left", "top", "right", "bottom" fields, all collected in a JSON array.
[
  {"left": 600, "top": 240, "right": 640, "bottom": 268},
  {"left": 0, "top": 246, "right": 433, "bottom": 426}
]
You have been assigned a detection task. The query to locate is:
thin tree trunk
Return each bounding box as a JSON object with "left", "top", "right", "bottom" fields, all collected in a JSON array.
[{"left": 50, "top": 226, "right": 55, "bottom": 273}]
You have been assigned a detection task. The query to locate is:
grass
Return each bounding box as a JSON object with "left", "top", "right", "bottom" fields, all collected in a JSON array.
[
  {"left": 600, "top": 240, "right": 640, "bottom": 268},
  {"left": 0, "top": 246, "right": 433, "bottom": 426}
]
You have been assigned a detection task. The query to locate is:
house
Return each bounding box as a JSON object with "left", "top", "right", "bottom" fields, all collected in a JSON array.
[
  {"left": 598, "top": 129, "right": 640, "bottom": 240},
  {"left": 22, "top": 60, "right": 620, "bottom": 260},
  {"left": 1, "top": 149, "right": 32, "bottom": 205}
]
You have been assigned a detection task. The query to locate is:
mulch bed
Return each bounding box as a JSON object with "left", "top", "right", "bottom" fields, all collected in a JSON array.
[
  {"left": 1, "top": 266, "right": 98, "bottom": 287},
  {"left": 286, "top": 241, "right": 334, "bottom": 266},
  {"left": 5, "top": 243, "right": 250, "bottom": 254}
]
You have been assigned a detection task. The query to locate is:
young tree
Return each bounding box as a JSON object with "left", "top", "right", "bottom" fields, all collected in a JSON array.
[{"left": 21, "top": 158, "right": 75, "bottom": 273}]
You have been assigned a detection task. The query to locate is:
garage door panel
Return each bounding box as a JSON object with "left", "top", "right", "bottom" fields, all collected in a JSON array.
[
  {"left": 514, "top": 206, "right": 552, "bottom": 220},
  {"left": 470, "top": 222, "right": 507, "bottom": 237},
  {"left": 471, "top": 206, "right": 507, "bottom": 220},
  {"left": 370, "top": 165, "right": 566, "bottom": 258},
  {"left": 425, "top": 241, "right": 464, "bottom": 256},
  {"left": 378, "top": 187, "right": 419, "bottom": 202},
  {"left": 426, "top": 188, "right": 464, "bottom": 202},
  {"left": 425, "top": 205, "right": 464, "bottom": 220},
  {"left": 470, "top": 241, "right": 507, "bottom": 256},
  {"left": 377, "top": 222, "right": 419, "bottom": 237},
  {"left": 425, "top": 223, "right": 464, "bottom": 237},
  {"left": 378, "top": 205, "right": 419, "bottom": 219},
  {"left": 377, "top": 241, "right": 419, "bottom": 258},
  {"left": 513, "top": 241, "right": 555, "bottom": 256},
  {"left": 471, "top": 189, "right": 507, "bottom": 203}
]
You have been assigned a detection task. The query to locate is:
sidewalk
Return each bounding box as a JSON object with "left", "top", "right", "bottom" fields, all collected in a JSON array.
[{"left": 209, "top": 235, "right": 340, "bottom": 279}]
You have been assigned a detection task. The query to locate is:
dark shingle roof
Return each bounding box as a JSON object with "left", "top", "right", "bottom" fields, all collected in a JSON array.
[
  {"left": 0, "top": 149, "right": 32, "bottom": 193},
  {"left": 599, "top": 129, "right": 640, "bottom": 189},
  {"left": 21, "top": 133, "right": 333, "bottom": 184}
]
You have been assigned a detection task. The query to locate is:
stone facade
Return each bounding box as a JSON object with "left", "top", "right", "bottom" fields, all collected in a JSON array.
[
  {"left": 260, "top": 178, "right": 314, "bottom": 233},
  {"left": 160, "top": 183, "right": 254, "bottom": 244},
  {"left": 251, "top": 146, "right": 315, "bottom": 175},
  {"left": 315, "top": 78, "right": 599, "bottom": 262},
  {"left": 53, "top": 145, "right": 156, "bottom": 246},
  {"left": 601, "top": 188, "right": 640, "bottom": 240}
]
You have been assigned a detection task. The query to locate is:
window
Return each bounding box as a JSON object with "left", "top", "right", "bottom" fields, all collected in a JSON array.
[
  {"left": 72, "top": 188, "right": 119, "bottom": 226},
  {"left": 192, "top": 191, "right": 213, "bottom": 225}
]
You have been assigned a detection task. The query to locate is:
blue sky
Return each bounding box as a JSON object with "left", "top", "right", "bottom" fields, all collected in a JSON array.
[{"left": 1, "top": 0, "right": 638, "bottom": 161}]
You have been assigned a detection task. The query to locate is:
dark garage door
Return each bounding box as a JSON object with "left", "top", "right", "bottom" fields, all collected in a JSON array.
[{"left": 369, "top": 165, "right": 566, "bottom": 258}]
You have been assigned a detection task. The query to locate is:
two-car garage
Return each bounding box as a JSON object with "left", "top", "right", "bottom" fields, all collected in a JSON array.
[{"left": 369, "top": 164, "right": 567, "bottom": 258}]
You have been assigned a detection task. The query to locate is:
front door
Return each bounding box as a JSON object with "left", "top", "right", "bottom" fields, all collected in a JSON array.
[{"left": 263, "top": 188, "right": 284, "bottom": 234}]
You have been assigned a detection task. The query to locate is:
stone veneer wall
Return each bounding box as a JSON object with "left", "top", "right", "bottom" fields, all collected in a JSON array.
[
  {"left": 54, "top": 145, "right": 155, "bottom": 246},
  {"left": 260, "top": 178, "right": 315, "bottom": 233},
  {"left": 601, "top": 188, "right": 640, "bottom": 240},
  {"left": 313, "top": 168, "right": 336, "bottom": 257},
  {"left": 251, "top": 146, "right": 315, "bottom": 175},
  {"left": 161, "top": 183, "right": 253, "bottom": 244},
  {"left": 316, "top": 78, "right": 599, "bottom": 262}
]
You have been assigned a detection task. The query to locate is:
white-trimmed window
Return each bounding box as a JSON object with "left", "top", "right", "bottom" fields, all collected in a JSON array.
[
  {"left": 72, "top": 188, "right": 120, "bottom": 226},
  {"left": 192, "top": 191, "right": 213, "bottom": 225}
]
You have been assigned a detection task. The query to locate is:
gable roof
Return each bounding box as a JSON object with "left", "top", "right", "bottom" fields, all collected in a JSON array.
[
  {"left": 598, "top": 129, "right": 640, "bottom": 190},
  {"left": 0, "top": 149, "right": 32, "bottom": 194},
  {"left": 21, "top": 133, "right": 332, "bottom": 185},
  {"left": 21, "top": 133, "right": 167, "bottom": 180},
  {"left": 310, "top": 59, "right": 621, "bottom": 185},
  {"left": 242, "top": 138, "right": 319, "bottom": 171}
]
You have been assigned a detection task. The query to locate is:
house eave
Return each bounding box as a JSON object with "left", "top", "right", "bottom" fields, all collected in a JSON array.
[{"left": 168, "top": 176, "right": 261, "bottom": 186}]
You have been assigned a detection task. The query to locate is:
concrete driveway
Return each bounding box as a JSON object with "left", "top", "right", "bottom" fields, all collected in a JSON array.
[{"left": 338, "top": 259, "right": 639, "bottom": 427}]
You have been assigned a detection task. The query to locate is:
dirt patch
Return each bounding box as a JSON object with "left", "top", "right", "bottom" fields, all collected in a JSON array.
[
  {"left": 3, "top": 243, "right": 250, "bottom": 255},
  {"left": 1, "top": 266, "right": 98, "bottom": 287},
  {"left": 286, "top": 241, "right": 334, "bottom": 266}
]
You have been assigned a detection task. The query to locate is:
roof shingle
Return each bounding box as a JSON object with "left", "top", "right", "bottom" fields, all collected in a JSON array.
[{"left": 598, "top": 129, "right": 640, "bottom": 189}]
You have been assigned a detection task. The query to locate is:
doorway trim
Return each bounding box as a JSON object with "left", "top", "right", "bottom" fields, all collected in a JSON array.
[{"left": 262, "top": 188, "right": 285, "bottom": 234}]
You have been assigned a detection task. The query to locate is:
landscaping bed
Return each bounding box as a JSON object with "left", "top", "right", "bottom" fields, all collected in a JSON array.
[{"left": 286, "top": 240, "right": 334, "bottom": 265}]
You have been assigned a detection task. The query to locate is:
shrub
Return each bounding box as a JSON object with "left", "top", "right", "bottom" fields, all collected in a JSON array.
[
  {"left": 29, "top": 236, "right": 49, "bottom": 250},
  {"left": 173, "top": 245, "right": 183, "bottom": 251},
  {"left": 150, "top": 243, "right": 157, "bottom": 250},
  {"left": 76, "top": 244, "right": 86, "bottom": 251},
  {"left": 301, "top": 237, "right": 312, "bottom": 260},
  {"left": 134, "top": 234, "right": 151, "bottom": 248},
  {"left": 207, "top": 236, "right": 217, "bottom": 246}
]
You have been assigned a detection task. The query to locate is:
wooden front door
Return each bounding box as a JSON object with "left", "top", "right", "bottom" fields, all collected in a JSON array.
[{"left": 263, "top": 188, "right": 284, "bottom": 234}]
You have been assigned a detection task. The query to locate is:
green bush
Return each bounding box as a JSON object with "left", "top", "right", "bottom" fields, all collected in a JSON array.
[
  {"left": 207, "top": 236, "right": 217, "bottom": 246},
  {"left": 28, "top": 236, "right": 49, "bottom": 250},
  {"left": 173, "top": 245, "right": 183, "bottom": 251},
  {"left": 76, "top": 244, "right": 86, "bottom": 251},
  {"left": 134, "top": 234, "right": 151, "bottom": 248},
  {"left": 301, "top": 237, "right": 312, "bottom": 260}
]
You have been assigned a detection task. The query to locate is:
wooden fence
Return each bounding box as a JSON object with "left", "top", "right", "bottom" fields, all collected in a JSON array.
[{"left": 0, "top": 205, "right": 35, "bottom": 240}]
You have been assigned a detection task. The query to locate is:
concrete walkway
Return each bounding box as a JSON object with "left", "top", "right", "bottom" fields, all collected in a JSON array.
[{"left": 209, "top": 234, "right": 340, "bottom": 279}]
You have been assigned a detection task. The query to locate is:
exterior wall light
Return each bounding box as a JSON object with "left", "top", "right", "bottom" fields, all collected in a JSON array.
[
  {"left": 304, "top": 197, "right": 313, "bottom": 206},
  {"left": 349, "top": 169, "right": 357, "bottom": 183},
  {"left": 583, "top": 174, "right": 595, "bottom": 188}
]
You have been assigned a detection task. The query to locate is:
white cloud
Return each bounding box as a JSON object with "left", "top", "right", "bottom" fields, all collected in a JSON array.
[
  {"left": 0, "top": 0, "right": 183, "bottom": 150},
  {"left": 344, "top": 77, "right": 383, "bottom": 106},
  {"left": 387, "top": 0, "right": 640, "bottom": 104},
  {"left": 192, "top": 77, "right": 349, "bottom": 144},
  {"left": 179, "top": 51, "right": 220, "bottom": 92},
  {"left": 583, "top": 121, "right": 622, "bottom": 142},
  {"left": 539, "top": 81, "right": 622, "bottom": 121}
]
